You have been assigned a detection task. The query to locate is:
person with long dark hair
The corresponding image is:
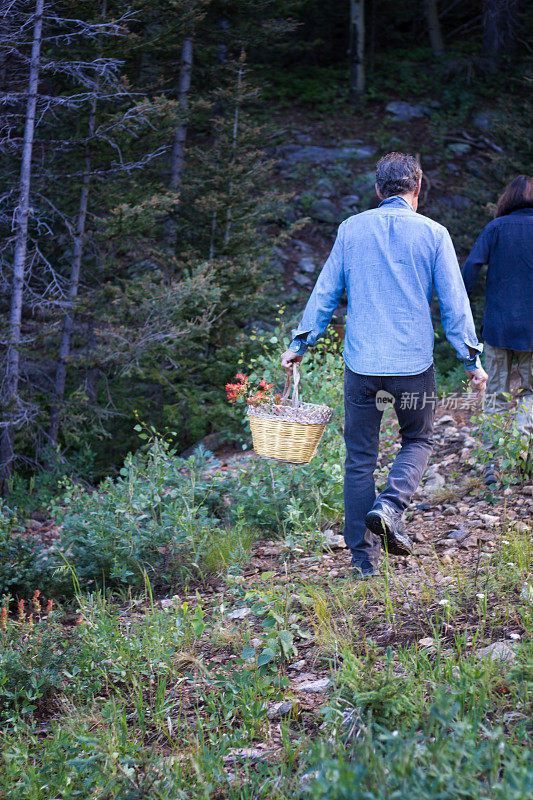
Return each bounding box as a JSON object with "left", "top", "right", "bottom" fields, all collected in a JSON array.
[{"left": 462, "top": 176, "right": 533, "bottom": 483}]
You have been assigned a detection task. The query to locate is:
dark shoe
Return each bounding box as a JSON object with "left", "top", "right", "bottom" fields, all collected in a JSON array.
[
  {"left": 483, "top": 462, "right": 499, "bottom": 486},
  {"left": 352, "top": 563, "right": 375, "bottom": 580},
  {"left": 365, "top": 500, "right": 413, "bottom": 556}
]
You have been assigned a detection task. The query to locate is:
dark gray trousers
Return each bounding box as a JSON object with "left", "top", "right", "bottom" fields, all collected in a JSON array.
[{"left": 343, "top": 364, "right": 436, "bottom": 568}]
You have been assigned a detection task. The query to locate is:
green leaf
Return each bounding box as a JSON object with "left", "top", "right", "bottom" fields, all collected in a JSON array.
[
  {"left": 277, "top": 630, "right": 294, "bottom": 658},
  {"left": 257, "top": 648, "right": 276, "bottom": 667},
  {"left": 241, "top": 646, "right": 256, "bottom": 660}
]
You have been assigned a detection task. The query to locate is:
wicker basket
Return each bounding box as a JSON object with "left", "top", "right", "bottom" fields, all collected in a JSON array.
[{"left": 247, "top": 366, "right": 332, "bottom": 464}]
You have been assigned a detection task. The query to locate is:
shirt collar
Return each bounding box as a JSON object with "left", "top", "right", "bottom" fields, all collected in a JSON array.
[{"left": 378, "top": 195, "right": 415, "bottom": 212}]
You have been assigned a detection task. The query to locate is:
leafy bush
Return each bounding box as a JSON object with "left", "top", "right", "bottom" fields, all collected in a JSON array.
[
  {"left": 54, "top": 440, "right": 229, "bottom": 590},
  {"left": 0, "top": 507, "right": 57, "bottom": 599},
  {"left": 306, "top": 701, "right": 533, "bottom": 800},
  {"left": 0, "top": 609, "right": 78, "bottom": 724},
  {"left": 472, "top": 410, "right": 532, "bottom": 486}
]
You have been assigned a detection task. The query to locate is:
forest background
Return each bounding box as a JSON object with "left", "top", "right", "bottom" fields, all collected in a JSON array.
[{"left": 1, "top": 0, "right": 531, "bottom": 499}]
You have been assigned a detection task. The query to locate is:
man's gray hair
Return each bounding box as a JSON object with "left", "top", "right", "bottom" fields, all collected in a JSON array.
[{"left": 375, "top": 152, "right": 422, "bottom": 198}]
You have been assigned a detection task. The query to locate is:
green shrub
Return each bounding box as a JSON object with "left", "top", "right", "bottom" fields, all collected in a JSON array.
[
  {"left": 306, "top": 701, "right": 533, "bottom": 800},
  {"left": 0, "top": 506, "right": 57, "bottom": 599},
  {"left": 54, "top": 441, "right": 216, "bottom": 589},
  {"left": 0, "top": 611, "right": 79, "bottom": 725}
]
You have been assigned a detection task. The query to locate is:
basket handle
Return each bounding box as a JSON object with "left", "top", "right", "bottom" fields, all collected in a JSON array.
[{"left": 280, "top": 364, "right": 300, "bottom": 407}]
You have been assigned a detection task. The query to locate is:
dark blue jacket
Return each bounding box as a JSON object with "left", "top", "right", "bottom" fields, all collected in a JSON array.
[{"left": 462, "top": 208, "right": 533, "bottom": 352}]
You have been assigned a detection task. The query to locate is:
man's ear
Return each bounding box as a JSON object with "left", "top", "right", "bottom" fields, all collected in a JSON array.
[
  {"left": 413, "top": 177, "right": 422, "bottom": 198},
  {"left": 375, "top": 183, "right": 384, "bottom": 200}
]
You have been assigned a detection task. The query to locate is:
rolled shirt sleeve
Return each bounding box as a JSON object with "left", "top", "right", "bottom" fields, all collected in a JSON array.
[
  {"left": 289, "top": 222, "right": 346, "bottom": 354},
  {"left": 433, "top": 228, "right": 483, "bottom": 364}
]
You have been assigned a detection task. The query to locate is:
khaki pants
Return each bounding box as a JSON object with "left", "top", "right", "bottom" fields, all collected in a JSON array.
[{"left": 484, "top": 344, "right": 533, "bottom": 435}]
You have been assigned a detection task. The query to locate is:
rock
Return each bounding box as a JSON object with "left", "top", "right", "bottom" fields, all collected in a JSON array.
[
  {"left": 419, "top": 637, "right": 435, "bottom": 650},
  {"left": 261, "top": 545, "right": 282, "bottom": 556},
  {"left": 294, "top": 273, "right": 312, "bottom": 287},
  {"left": 352, "top": 170, "right": 377, "bottom": 196},
  {"left": 436, "top": 414, "right": 455, "bottom": 425},
  {"left": 309, "top": 198, "right": 337, "bottom": 223},
  {"left": 476, "top": 641, "right": 516, "bottom": 663},
  {"left": 296, "top": 678, "right": 331, "bottom": 693},
  {"left": 226, "top": 607, "right": 251, "bottom": 620},
  {"left": 445, "top": 161, "right": 460, "bottom": 173},
  {"left": 413, "top": 531, "right": 426, "bottom": 543},
  {"left": 460, "top": 535, "right": 479, "bottom": 549},
  {"left": 425, "top": 473, "right": 445, "bottom": 493},
  {"left": 521, "top": 485, "right": 533, "bottom": 496},
  {"left": 463, "top": 436, "right": 476, "bottom": 447},
  {"left": 444, "top": 194, "right": 472, "bottom": 210},
  {"left": 443, "top": 506, "right": 458, "bottom": 516},
  {"left": 224, "top": 748, "right": 271, "bottom": 763},
  {"left": 288, "top": 659, "right": 306, "bottom": 671},
  {"left": 267, "top": 701, "right": 296, "bottom": 720},
  {"left": 511, "top": 521, "right": 530, "bottom": 533},
  {"left": 447, "top": 529, "right": 468, "bottom": 541},
  {"left": 279, "top": 144, "right": 376, "bottom": 164},
  {"left": 472, "top": 110, "right": 498, "bottom": 132},
  {"left": 465, "top": 159, "right": 484, "bottom": 178},
  {"left": 180, "top": 432, "right": 223, "bottom": 458},
  {"left": 292, "top": 238, "right": 314, "bottom": 255},
  {"left": 448, "top": 143, "right": 472, "bottom": 155},
  {"left": 314, "top": 177, "right": 335, "bottom": 197},
  {"left": 443, "top": 426, "right": 458, "bottom": 436},
  {"left": 323, "top": 530, "right": 347, "bottom": 549},
  {"left": 520, "top": 583, "right": 533, "bottom": 603},
  {"left": 479, "top": 513, "right": 499, "bottom": 526},
  {"left": 297, "top": 256, "right": 316, "bottom": 273},
  {"left": 339, "top": 194, "right": 360, "bottom": 211},
  {"left": 385, "top": 101, "right": 432, "bottom": 121}
]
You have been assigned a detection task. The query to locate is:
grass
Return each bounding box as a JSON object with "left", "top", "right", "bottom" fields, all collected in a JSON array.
[
  {"left": 0, "top": 344, "right": 531, "bottom": 797},
  {"left": 1, "top": 515, "right": 530, "bottom": 798}
]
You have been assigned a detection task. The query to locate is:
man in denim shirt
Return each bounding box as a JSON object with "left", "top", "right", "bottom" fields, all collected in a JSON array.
[{"left": 281, "top": 152, "right": 487, "bottom": 578}]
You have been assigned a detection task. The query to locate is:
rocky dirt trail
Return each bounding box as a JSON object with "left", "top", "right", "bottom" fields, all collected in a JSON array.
[{"left": 160, "top": 394, "right": 531, "bottom": 741}]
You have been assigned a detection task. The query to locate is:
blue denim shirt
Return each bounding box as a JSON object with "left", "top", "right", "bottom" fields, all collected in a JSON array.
[{"left": 289, "top": 196, "right": 482, "bottom": 375}]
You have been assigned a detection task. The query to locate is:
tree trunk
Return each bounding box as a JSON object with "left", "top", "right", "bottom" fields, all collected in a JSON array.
[
  {"left": 348, "top": 0, "right": 365, "bottom": 103},
  {"left": 48, "top": 98, "right": 96, "bottom": 448},
  {"left": 169, "top": 37, "right": 194, "bottom": 192},
  {"left": 165, "top": 36, "right": 194, "bottom": 249},
  {"left": 425, "top": 0, "right": 445, "bottom": 56},
  {"left": 224, "top": 51, "right": 245, "bottom": 247},
  {"left": 0, "top": 0, "right": 44, "bottom": 492},
  {"left": 47, "top": 0, "right": 107, "bottom": 450},
  {"left": 483, "top": 0, "right": 520, "bottom": 70}
]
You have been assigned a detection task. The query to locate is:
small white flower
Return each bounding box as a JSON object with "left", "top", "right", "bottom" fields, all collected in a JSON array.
[
  {"left": 501, "top": 539, "right": 510, "bottom": 545},
  {"left": 507, "top": 562, "right": 516, "bottom": 567},
  {"left": 476, "top": 593, "right": 485, "bottom": 600},
  {"left": 509, "top": 633, "right": 521, "bottom": 640},
  {"left": 438, "top": 599, "right": 449, "bottom": 606},
  {"left": 392, "top": 730, "right": 399, "bottom": 737}
]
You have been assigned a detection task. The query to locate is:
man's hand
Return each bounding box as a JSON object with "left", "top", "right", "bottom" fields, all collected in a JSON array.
[
  {"left": 281, "top": 349, "right": 303, "bottom": 374},
  {"left": 466, "top": 365, "right": 488, "bottom": 395}
]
